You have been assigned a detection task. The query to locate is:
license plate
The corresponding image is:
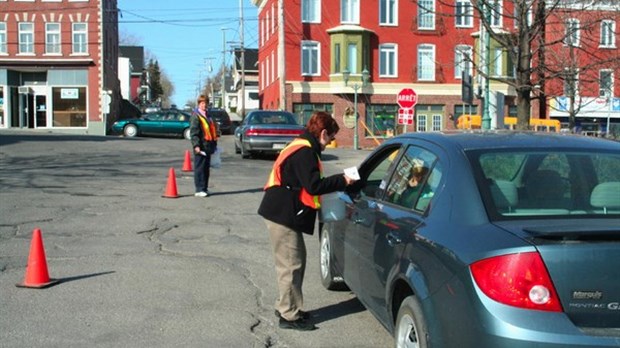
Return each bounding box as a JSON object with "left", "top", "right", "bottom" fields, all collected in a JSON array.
[{"left": 272, "top": 143, "right": 286, "bottom": 149}]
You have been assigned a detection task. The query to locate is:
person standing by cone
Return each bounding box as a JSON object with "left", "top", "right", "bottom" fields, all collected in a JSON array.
[
  {"left": 258, "top": 111, "right": 357, "bottom": 331},
  {"left": 189, "top": 95, "right": 218, "bottom": 197}
]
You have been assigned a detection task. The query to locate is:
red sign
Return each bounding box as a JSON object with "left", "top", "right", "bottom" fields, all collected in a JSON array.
[
  {"left": 397, "top": 108, "right": 414, "bottom": 125},
  {"left": 397, "top": 88, "right": 418, "bottom": 109}
]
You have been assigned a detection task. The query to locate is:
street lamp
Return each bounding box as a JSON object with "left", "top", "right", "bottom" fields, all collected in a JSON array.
[{"left": 343, "top": 67, "right": 370, "bottom": 150}]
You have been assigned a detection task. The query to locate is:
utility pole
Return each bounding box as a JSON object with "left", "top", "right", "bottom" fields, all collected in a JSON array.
[
  {"left": 481, "top": 1, "right": 491, "bottom": 130},
  {"left": 239, "top": 0, "right": 246, "bottom": 118}
]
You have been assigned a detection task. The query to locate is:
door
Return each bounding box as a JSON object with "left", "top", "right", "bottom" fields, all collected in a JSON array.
[{"left": 35, "top": 95, "right": 47, "bottom": 128}]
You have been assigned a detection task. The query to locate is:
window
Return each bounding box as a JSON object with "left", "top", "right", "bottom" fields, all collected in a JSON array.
[
  {"left": 302, "top": 0, "right": 320, "bottom": 23},
  {"left": 418, "top": 0, "right": 435, "bottom": 30},
  {"left": 301, "top": 41, "right": 320, "bottom": 76},
  {"left": 455, "top": 0, "right": 473, "bottom": 27},
  {"left": 380, "top": 0, "right": 397, "bottom": 25},
  {"left": 600, "top": 20, "right": 615, "bottom": 48},
  {"left": 367, "top": 104, "right": 398, "bottom": 137},
  {"left": 455, "top": 45, "right": 473, "bottom": 78},
  {"left": 600, "top": 70, "right": 613, "bottom": 98},
  {"left": 493, "top": 48, "right": 503, "bottom": 76},
  {"left": 379, "top": 44, "right": 397, "bottom": 77},
  {"left": 514, "top": 0, "right": 533, "bottom": 28},
  {"left": 347, "top": 43, "right": 358, "bottom": 74},
  {"left": 19, "top": 22, "right": 34, "bottom": 54},
  {"left": 293, "top": 103, "right": 333, "bottom": 125},
  {"left": 52, "top": 87, "right": 87, "bottom": 127},
  {"left": 341, "top": 0, "right": 360, "bottom": 24},
  {"left": 46, "top": 23, "right": 61, "bottom": 54},
  {"left": 491, "top": 0, "right": 503, "bottom": 27},
  {"left": 0, "top": 22, "right": 6, "bottom": 54},
  {"left": 432, "top": 114, "right": 442, "bottom": 131},
  {"left": 564, "top": 19, "right": 580, "bottom": 47},
  {"left": 417, "top": 44, "right": 435, "bottom": 81},
  {"left": 72, "top": 23, "right": 88, "bottom": 54},
  {"left": 334, "top": 44, "right": 341, "bottom": 73},
  {"left": 417, "top": 114, "right": 427, "bottom": 132}
]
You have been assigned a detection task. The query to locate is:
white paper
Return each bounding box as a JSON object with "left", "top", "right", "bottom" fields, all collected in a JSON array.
[
  {"left": 344, "top": 166, "right": 360, "bottom": 181},
  {"left": 199, "top": 151, "right": 207, "bottom": 156}
]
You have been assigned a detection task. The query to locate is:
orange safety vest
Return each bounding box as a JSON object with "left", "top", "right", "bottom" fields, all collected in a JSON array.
[
  {"left": 264, "top": 138, "right": 323, "bottom": 209},
  {"left": 198, "top": 114, "right": 218, "bottom": 141}
]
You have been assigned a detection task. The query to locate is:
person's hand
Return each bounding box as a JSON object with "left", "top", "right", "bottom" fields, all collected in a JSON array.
[
  {"left": 194, "top": 146, "right": 200, "bottom": 155},
  {"left": 343, "top": 174, "right": 357, "bottom": 186}
]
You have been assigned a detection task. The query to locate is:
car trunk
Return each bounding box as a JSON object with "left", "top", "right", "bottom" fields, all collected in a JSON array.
[{"left": 495, "top": 220, "right": 620, "bottom": 331}]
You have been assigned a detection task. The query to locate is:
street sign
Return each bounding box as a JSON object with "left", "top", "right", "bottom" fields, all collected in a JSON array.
[
  {"left": 397, "top": 88, "right": 418, "bottom": 109},
  {"left": 397, "top": 108, "right": 414, "bottom": 125}
]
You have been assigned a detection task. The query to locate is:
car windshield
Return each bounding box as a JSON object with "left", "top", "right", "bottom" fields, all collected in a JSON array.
[
  {"left": 470, "top": 149, "right": 620, "bottom": 220},
  {"left": 249, "top": 112, "right": 297, "bottom": 125}
]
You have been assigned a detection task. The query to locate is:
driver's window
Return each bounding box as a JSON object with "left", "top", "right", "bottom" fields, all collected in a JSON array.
[{"left": 360, "top": 147, "right": 402, "bottom": 199}]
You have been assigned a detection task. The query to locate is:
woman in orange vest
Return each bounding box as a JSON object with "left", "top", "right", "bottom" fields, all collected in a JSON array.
[
  {"left": 258, "top": 111, "right": 357, "bottom": 331},
  {"left": 189, "top": 95, "right": 218, "bottom": 197}
]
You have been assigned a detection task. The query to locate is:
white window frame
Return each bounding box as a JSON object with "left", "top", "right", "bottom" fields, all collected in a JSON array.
[
  {"left": 18, "top": 22, "right": 35, "bottom": 54},
  {"left": 417, "top": 44, "right": 435, "bottom": 81},
  {"left": 0, "top": 22, "right": 6, "bottom": 54},
  {"left": 418, "top": 0, "right": 435, "bottom": 30},
  {"left": 432, "top": 114, "right": 442, "bottom": 131},
  {"left": 341, "top": 0, "right": 360, "bottom": 25},
  {"left": 302, "top": 0, "right": 321, "bottom": 23},
  {"left": 72, "top": 22, "right": 88, "bottom": 54},
  {"left": 266, "top": 55, "right": 270, "bottom": 86},
  {"left": 379, "top": 44, "right": 398, "bottom": 77},
  {"left": 301, "top": 41, "right": 320, "bottom": 76},
  {"left": 417, "top": 114, "right": 427, "bottom": 132},
  {"left": 379, "top": 0, "right": 398, "bottom": 26},
  {"left": 599, "top": 69, "right": 613, "bottom": 98},
  {"left": 271, "top": 50, "right": 275, "bottom": 83},
  {"left": 455, "top": 0, "right": 473, "bottom": 28},
  {"left": 514, "top": 0, "right": 533, "bottom": 28},
  {"left": 491, "top": 0, "right": 503, "bottom": 28},
  {"left": 600, "top": 20, "right": 616, "bottom": 48},
  {"left": 455, "top": 45, "right": 473, "bottom": 79},
  {"left": 46, "top": 22, "right": 62, "bottom": 55},
  {"left": 564, "top": 18, "right": 580, "bottom": 47},
  {"left": 493, "top": 48, "right": 503, "bottom": 77}
]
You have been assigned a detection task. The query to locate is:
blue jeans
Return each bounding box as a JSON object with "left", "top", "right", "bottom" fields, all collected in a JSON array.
[{"left": 194, "top": 152, "right": 211, "bottom": 192}]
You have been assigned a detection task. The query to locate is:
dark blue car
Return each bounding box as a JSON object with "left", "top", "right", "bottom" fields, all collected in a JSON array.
[{"left": 319, "top": 131, "right": 620, "bottom": 347}]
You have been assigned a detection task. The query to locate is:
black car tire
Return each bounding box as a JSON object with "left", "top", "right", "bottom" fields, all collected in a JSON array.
[
  {"left": 183, "top": 128, "right": 191, "bottom": 140},
  {"left": 319, "top": 225, "right": 348, "bottom": 291},
  {"left": 234, "top": 142, "right": 241, "bottom": 154},
  {"left": 123, "top": 124, "right": 138, "bottom": 137},
  {"left": 395, "top": 296, "right": 430, "bottom": 348}
]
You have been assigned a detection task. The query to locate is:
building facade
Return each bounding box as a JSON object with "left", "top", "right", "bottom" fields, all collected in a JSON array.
[
  {"left": 252, "top": 0, "right": 619, "bottom": 148},
  {"left": 0, "top": 0, "right": 120, "bottom": 135}
]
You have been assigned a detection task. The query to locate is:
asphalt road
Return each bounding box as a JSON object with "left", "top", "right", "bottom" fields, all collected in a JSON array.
[{"left": 0, "top": 131, "right": 392, "bottom": 348}]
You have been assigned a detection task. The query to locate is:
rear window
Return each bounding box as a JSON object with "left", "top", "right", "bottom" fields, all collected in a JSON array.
[{"left": 470, "top": 150, "right": 620, "bottom": 219}]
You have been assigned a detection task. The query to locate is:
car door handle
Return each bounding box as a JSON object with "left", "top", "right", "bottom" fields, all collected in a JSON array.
[{"left": 386, "top": 231, "right": 402, "bottom": 246}]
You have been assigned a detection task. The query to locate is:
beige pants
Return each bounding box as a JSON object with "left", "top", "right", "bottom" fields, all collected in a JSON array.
[{"left": 265, "top": 219, "right": 307, "bottom": 321}]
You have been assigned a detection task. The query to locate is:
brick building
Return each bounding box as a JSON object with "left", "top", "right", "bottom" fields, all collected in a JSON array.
[
  {"left": 0, "top": 0, "right": 120, "bottom": 135},
  {"left": 252, "top": 0, "right": 619, "bottom": 148}
]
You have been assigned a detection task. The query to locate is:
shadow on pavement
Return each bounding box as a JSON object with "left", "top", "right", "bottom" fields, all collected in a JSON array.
[{"left": 311, "top": 296, "right": 367, "bottom": 325}]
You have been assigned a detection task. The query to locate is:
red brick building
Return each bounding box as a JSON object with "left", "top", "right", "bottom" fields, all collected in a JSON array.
[
  {"left": 252, "top": 0, "right": 619, "bottom": 148},
  {"left": 0, "top": 0, "right": 120, "bottom": 135}
]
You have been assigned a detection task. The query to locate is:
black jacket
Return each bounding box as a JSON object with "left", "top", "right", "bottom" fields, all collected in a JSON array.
[
  {"left": 258, "top": 131, "right": 347, "bottom": 234},
  {"left": 189, "top": 110, "right": 217, "bottom": 154}
]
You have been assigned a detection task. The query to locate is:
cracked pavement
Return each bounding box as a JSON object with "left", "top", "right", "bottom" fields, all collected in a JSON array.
[{"left": 0, "top": 130, "right": 392, "bottom": 347}]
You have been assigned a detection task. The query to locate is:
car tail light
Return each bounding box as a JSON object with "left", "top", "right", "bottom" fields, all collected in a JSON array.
[
  {"left": 470, "top": 252, "right": 562, "bottom": 312},
  {"left": 245, "top": 129, "right": 304, "bottom": 136}
]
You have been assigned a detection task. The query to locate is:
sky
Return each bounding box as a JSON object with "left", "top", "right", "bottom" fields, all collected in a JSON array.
[{"left": 117, "top": 0, "right": 259, "bottom": 106}]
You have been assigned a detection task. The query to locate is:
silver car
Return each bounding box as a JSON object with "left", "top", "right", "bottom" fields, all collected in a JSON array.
[{"left": 233, "top": 110, "right": 305, "bottom": 158}]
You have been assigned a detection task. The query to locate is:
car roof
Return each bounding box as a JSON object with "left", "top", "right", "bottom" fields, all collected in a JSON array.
[{"left": 388, "top": 130, "right": 620, "bottom": 152}]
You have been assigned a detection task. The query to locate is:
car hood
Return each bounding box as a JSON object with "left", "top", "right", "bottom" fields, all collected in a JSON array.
[{"left": 493, "top": 219, "right": 620, "bottom": 329}]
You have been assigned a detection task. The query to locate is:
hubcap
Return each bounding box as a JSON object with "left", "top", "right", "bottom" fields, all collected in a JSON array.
[
  {"left": 397, "top": 314, "right": 419, "bottom": 348},
  {"left": 320, "top": 235, "right": 329, "bottom": 279}
]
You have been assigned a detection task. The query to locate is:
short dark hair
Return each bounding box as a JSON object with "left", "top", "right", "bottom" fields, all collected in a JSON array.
[
  {"left": 306, "top": 111, "right": 339, "bottom": 138},
  {"left": 196, "top": 94, "right": 209, "bottom": 105}
]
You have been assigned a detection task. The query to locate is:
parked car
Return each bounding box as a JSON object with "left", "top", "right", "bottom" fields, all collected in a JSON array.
[
  {"left": 208, "top": 108, "right": 232, "bottom": 135},
  {"left": 319, "top": 131, "right": 620, "bottom": 347},
  {"left": 233, "top": 110, "right": 305, "bottom": 158},
  {"left": 111, "top": 109, "right": 192, "bottom": 139}
]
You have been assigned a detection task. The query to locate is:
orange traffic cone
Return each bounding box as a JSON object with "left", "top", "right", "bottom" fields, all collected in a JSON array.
[
  {"left": 16, "top": 228, "right": 60, "bottom": 289},
  {"left": 182, "top": 150, "right": 193, "bottom": 172},
  {"left": 162, "top": 167, "right": 179, "bottom": 198}
]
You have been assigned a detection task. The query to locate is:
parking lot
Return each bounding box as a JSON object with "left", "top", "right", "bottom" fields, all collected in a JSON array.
[{"left": 0, "top": 131, "right": 391, "bottom": 348}]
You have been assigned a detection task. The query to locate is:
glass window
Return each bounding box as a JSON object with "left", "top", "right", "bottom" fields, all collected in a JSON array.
[
  {"left": 455, "top": 45, "right": 472, "bottom": 78},
  {"left": 417, "top": 44, "right": 435, "bottom": 81},
  {"left": 564, "top": 19, "right": 580, "bottom": 47},
  {"left": 417, "top": 114, "right": 427, "bottom": 132},
  {"left": 52, "top": 87, "right": 87, "bottom": 127},
  {"left": 493, "top": 48, "right": 503, "bottom": 77},
  {"left": 455, "top": 0, "right": 473, "bottom": 27},
  {"left": 359, "top": 146, "right": 402, "bottom": 200},
  {"left": 293, "top": 103, "right": 333, "bottom": 126},
  {"left": 600, "top": 20, "right": 615, "bottom": 48},
  {"left": 334, "top": 43, "right": 341, "bottom": 73},
  {"left": 341, "top": 0, "right": 360, "bottom": 24},
  {"left": 0, "top": 22, "right": 6, "bottom": 54},
  {"left": 19, "top": 22, "right": 34, "bottom": 54},
  {"left": 302, "top": 0, "right": 320, "bottom": 23},
  {"left": 432, "top": 114, "right": 442, "bottom": 131},
  {"left": 379, "top": 44, "right": 397, "bottom": 77},
  {"left": 301, "top": 41, "right": 320, "bottom": 76},
  {"left": 347, "top": 43, "right": 358, "bottom": 74},
  {"left": 367, "top": 104, "right": 398, "bottom": 137},
  {"left": 46, "top": 22, "right": 61, "bottom": 54},
  {"left": 72, "top": 22, "right": 88, "bottom": 54},
  {"left": 380, "top": 0, "right": 397, "bottom": 25},
  {"left": 491, "top": 0, "right": 503, "bottom": 27},
  {"left": 418, "top": 0, "right": 435, "bottom": 30},
  {"left": 599, "top": 70, "right": 613, "bottom": 97}
]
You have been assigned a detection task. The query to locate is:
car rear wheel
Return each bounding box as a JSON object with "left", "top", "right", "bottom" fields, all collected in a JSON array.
[
  {"left": 123, "top": 124, "right": 138, "bottom": 137},
  {"left": 183, "top": 128, "right": 191, "bottom": 140},
  {"left": 395, "top": 296, "right": 429, "bottom": 348},
  {"left": 319, "top": 225, "right": 348, "bottom": 291},
  {"left": 234, "top": 141, "right": 241, "bottom": 154},
  {"left": 240, "top": 141, "right": 251, "bottom": 159}
]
